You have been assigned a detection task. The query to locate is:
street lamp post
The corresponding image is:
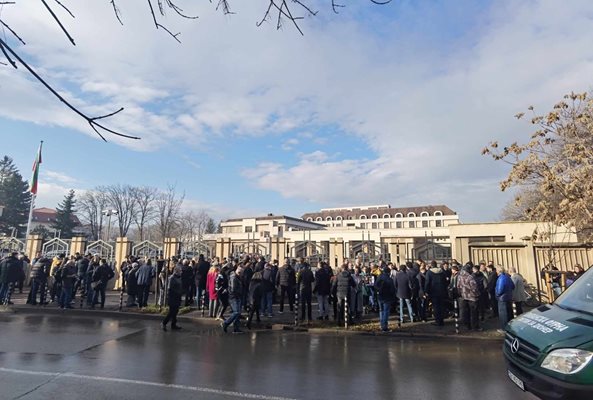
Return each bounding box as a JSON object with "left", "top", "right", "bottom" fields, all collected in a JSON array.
[{"left": 102, "top": 209, "right": 118, "bottom": 242}]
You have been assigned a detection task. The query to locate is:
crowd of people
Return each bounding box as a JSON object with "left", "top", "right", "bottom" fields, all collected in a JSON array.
[{"left": 1, "top": 250, "right": 589, "bottom": 335}]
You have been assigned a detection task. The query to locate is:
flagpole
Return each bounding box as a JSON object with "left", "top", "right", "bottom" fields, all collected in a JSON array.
[
  {"left": 25, "top": 140, "right": 43, "bottom": 241},
  {"left": 25, "top": 193, "right": 36, "bottom": 240}
]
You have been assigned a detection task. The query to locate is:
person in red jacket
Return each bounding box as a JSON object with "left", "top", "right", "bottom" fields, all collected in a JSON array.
[{"left": 206, "top": 263, "right": 219, "bottom": 317}]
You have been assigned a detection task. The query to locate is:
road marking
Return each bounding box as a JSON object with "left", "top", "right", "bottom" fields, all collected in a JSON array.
[{"left": 0, "top": 367, "right": 298, "bottom": 400}]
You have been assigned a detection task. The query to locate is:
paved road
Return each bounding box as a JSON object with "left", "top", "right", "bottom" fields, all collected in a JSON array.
[{"left": 0, "top": 313, "right": 535, "bottom": 400}]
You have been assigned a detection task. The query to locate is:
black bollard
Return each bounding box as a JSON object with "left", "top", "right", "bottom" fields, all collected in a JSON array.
[
  {"left": 118, "top": 280, "right": 125, "bottom": 312},
  {"left": 79, "top": 281, "right": 85, "bottom": 309},
  {"left": 5, "top": 282, "right": 14, "bottom": 305},
  {"left": 294, "top": 291, "right": 299, "bottom": 326},
  {"left": 454, "top": 299, "right": 460, "bottom": 334},
  {"left": 344, "top": 296, "right": 349, "bottom": 330},
  {"left": 201, "top": 290, "right": 206, "bottom": 317}
]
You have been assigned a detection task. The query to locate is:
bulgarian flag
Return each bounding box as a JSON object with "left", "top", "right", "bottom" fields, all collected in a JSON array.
[{"left": 30, "top": 141, "right": 43, "bottom": 195}]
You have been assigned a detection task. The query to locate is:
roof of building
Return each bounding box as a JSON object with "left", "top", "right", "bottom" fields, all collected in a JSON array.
[
  {"left": 302, "top": 205, "right": 457, "bottom": 220},
  {"left": 223, "top": 214, "right": 325, "bottom": 227},
  {"left": 32, "top": 208, "right": 81, "bottom": 224}
]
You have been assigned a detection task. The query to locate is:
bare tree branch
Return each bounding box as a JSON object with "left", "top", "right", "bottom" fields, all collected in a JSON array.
[
  {"left": 53, "top": 0, "right": 75, "bottom": 18},
  {"left": 0, "top": 19, "right": 26, "bottom": 45},
  {"left": 110, "top": 0, "right": 124, "bottom": 25},
  {"left": 163, "top": 0, "right": 199, "bottom": 19},
  {"left": 332, "top": 0, "right": 345, "bottom": 14},
  {"left": 40, "top": 0, "right": 76, "bottom": 46},
  {"left": 0, "top": 38, "right": 139, "bottom": 141},
  {"left": 147, "top": 0, "right": 181, "bottom": 43}
]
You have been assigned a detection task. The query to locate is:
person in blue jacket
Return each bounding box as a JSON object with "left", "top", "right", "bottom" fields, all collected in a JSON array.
[{"left": 495, "top": 265, "right": 515, "bottom": 331}]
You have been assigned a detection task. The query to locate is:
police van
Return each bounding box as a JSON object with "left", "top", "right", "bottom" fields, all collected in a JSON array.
[{"left": 504, "top": 267, "right": 593, "bottom": 399}]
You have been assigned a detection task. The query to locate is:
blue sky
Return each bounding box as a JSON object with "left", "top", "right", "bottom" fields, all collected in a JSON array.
[{"left": 2, "top": 0, "right": 593, "bottom": 223}]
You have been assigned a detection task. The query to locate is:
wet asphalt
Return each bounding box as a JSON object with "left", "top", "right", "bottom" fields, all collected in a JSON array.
[{"left": 0, "top": 313, "right": 535, "bottom": 400}]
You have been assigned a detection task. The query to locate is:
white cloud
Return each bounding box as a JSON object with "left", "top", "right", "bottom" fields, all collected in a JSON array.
[
  {"left": 281, "top": 138, "right": 299, "bottom": 150},
  {"left": 44, "top": 170, "right": 79, "bottom": 184}
]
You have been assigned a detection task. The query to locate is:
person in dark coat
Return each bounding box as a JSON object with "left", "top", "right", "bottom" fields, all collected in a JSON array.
[
  {"left": 0, "top": 251, "right": 23, "bottom": 305},
  {"left": 374, "top": 266, "right": 396, "bottom": 332},
  {"left": 125, "top": 262, "right": 140, "bottom": 307},
  {"left": 394, "top": 265, "right": 414, "bottom": 323},
  {"left": 472, "top": 264, "right": 488, "bottom": 321},
  {"left": 180, "top": 259, "right": 194, "bottom": 307},
  {"left": 195, "top": 254, "right": 210, "bottom": 308},
  {"left": 241, "top": 262, "right": 254, "bottom": 311},
  {"left": 486, "top": 264, "right": 498, "bottom": 317},
  {"left": 91, "top": 259, "right": 115, "bottom": 309},
  {"left": 222, "top": 266, "right": 244, "bottom": 333},
  {"left": 246, "top": 271, "right": 264, "bottom": 329},
  {"left": 28, "top": 255, "right": 50, "bottom": 305},
  {"left": 59, "top": 259, "right": 77, "bottom": 309},
  {"left": 260, "top": 263, "right": 275, "bottom": 317},
  {"left": 297, "top": 263, "right": 315, "bottom": 322},
  {"left": 216, "top": 265, "right": 230, "bottom": 320},
  {"left": 332, "top": 264, "right": 356, "bottom": 325},
  {"left": 276, "top": 258, "right": 296, "bottom": 313},
  {"left": 136, "top": 259, "right": 155, "bottom": 308},
  {"left": 162, "top": 265, "right": 183, "bottom": 331},
  {"left": 424, "top": 263, "right": 448, "bottom": 326},
  {"left": 416, "top": 265, "right": 428, "bottom": 322},
  {"left": 74, "top": 254, "right": 90, "bottom": 299},
  {"left": 314, "top": 262, "right": 332, "bottom": 320}
]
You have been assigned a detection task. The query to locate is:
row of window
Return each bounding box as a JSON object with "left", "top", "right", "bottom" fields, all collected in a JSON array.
[
  {"left": 307, "top": 211, "right": 443, "bottom": 222},
  {"left": 333, "top": 220, "right": 443, "bottom": 229}
]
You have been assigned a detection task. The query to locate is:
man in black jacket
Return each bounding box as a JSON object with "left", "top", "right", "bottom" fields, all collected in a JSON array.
[
  {"left": 222, "top": 266, "right": 244, "bottom": 333},
  {"left": 162, "top": 265, "right": 183, "bottom": 331},
  {"left": 28, "top": 254, "right": 50, "bottom": 305},
  {"left": 0, "top": 251, "right": 23, "bottom": 305},
  {"left": 332, "top": 264, "right": 355, "bottom": 325},
  {"left": 276, "top": 258, "right": 296, "bottom": 313},
  {"left": 195, "top": 255, "right": 210, "bottom": 309},
  {"left": 314, "top": 262, "right": 332, "bottom": 320},
  {"left": 424, "top": 262, "right": 448, "bottom": 326},
  {"left": 297, "top": 263, "right": 315, "bottom": 322},
  {"left": 486, "top": 263, "right": 498, "bottom": 317},
  {"left": 375, "top": 266, "right": 396, "bottom": 332}
]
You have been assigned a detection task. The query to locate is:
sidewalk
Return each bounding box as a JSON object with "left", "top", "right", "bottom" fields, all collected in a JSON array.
[{"left": 3, "top": 291, "right": 506, "bottom": 340}]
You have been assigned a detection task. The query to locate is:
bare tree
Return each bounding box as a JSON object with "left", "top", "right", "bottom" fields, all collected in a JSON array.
[
  {"left": 499, "top": 187, "right": 541, "bottom": 222},
  {"left": 78, "top": 189, "right": 109, "bottom": 240},
  {"left": 155, "top": 184, "right": 184, "bottom": 241},
  {"left": 133, "top": 186, "right": 158, "bottom": 242},
  {"left": 177, "top": 210, "right": 209, "bottom": 242},
  {"left": 104, "top": 184, "right": 137, "bottom": 238}
]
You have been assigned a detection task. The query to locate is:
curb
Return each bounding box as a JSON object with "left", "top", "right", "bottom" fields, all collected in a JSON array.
[{"left": 7, "top": 306, "right": 504, "bottom": 341}]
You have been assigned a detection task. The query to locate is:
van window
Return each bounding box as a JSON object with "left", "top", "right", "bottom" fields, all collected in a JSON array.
[{"left": 555, "top": 270, "right": 593, "bottom": 314}]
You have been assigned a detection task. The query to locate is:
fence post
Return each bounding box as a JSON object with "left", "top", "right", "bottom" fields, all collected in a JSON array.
[{"left": 454, "top": 299, "right": 459, "bottom": 334}]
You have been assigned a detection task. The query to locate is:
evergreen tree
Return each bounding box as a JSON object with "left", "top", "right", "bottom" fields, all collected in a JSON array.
[
  {"left": 216, "top": 220, "right": 223, "bottom": 234},
  {"left": 205, "top": 217, "right": 217, "bottom": 234},
  {"left": 0, "top": 156, "right": 31, "bottom": 237},
  {"left": 52, "top": 189, "right": 78, "bottom": 239},
  {"left": 31, "top": 224, "right": 51, "bottom": 239}
]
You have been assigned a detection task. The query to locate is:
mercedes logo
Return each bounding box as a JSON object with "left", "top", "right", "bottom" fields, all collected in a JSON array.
[{"left": 511, "top": 338, "right": 520, "bottom": 354}]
